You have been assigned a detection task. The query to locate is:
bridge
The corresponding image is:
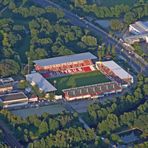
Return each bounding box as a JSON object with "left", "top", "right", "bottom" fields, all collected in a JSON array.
[{"left": 123, "top": 32, "right": 148, "bottom": 44}]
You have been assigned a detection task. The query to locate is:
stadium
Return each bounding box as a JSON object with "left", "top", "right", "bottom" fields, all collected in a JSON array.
[{"left": 26, "top": 52, "right": 133, "bottom": 101}]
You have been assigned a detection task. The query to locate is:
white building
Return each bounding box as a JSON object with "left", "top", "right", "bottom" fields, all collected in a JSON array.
[
  {"left": 128, "top": 21, "right": 148, "bottom": 43},
  {"left": 26, "top": 73, "right": 57, "bottom": 93},
  {"left": 129, "top": 21, "right": 148, "bottom": 34},
  {"left": 0, "top": 92, "right": 28, "bottom": 108}
]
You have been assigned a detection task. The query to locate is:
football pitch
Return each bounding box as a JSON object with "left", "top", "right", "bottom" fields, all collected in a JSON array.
[{"left": 48, "top": 71, "right": 110, "bottom": 94}]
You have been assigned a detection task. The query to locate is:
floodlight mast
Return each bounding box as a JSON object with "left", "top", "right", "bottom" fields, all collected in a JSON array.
[{"left": 28, "top": 57, "right": 30, "bottom": 75}]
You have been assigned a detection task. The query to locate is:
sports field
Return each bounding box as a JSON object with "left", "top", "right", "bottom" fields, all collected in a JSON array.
[{"left": 48, "top": 71, "right": 110, "bottom": 94}]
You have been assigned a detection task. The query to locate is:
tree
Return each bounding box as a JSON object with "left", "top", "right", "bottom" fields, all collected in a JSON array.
[
  {"left": 0, "top": 59, "right": 20, "bottom": 77},
  {"left": 18, "top": 80, "right": 28, "bottom": 89},
  {"left": 0, "top": 102, "right": 3, "bottom": 109},
  {"left": 38, "top": 121, "right": 48, "bottom": 135},
  {"left": 111, "top": 45, "right": 116, "bottom": 57},
  {"left": 111, "top": 134, "right": 122, "bottom": 143},
  {"left": 124, "top": 12, "right": 135, "bottom": 24},
  {"left": 97, "top": 44, "right": 105, "bottom": 60},
  {"left": 81, "top": 35, "right": 97, "bottom": 46},
  {"left": 48, "top": 119, "right": 59, "bottom": 132},
  {"left": 143, "top": 84, "right": 148, "bottom": 95},
  {"left": 74, "top": 0, "right": 87, "bottom": 7},
  {"left": 110, "top": 19, "right": 123, "bottom": 31}
]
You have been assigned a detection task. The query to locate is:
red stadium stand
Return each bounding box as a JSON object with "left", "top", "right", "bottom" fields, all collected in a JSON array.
[
  {"left": 96, "top": 63, "right": 124, "bottom": 84},
  {"left": 36, "top": 59, "right": 96, "bottom": 78},
  {"left": 63, "top": 81, "right": 122, "bottom": 101},
  {"left": 82, "top": 66, "right": 92, "bottom": 72}
]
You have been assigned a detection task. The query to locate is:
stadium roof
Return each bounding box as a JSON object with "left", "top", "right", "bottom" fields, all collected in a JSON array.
[
  {"left": 33, "top": 52, "right": 97, "bottom": 67},
  {"left": 63, "top": 81, "right": 122, "bottom": 98},
  {"left": 26, "top": 73, "right": 57, "bottom": 93},
  {"left": 0, "top": 92, "right": 28, "bottom": 102},
  {"left": 98, "top": 61, "right": 133, "bottom": 80}
]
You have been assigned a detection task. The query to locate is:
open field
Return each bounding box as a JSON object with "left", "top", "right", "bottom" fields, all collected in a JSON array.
[
  {"left": 11, "top": 104, "right": 67, "bottom": 118},
  {"left": 49, "top": 71, "right": 110, "bottom": 94}
]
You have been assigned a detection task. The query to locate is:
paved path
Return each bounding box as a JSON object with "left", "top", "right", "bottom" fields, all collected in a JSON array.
[{"left": 0, "top": 6, "right": 7, "bottom": 16}]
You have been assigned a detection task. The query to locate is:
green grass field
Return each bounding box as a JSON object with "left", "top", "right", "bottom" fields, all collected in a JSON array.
[{"left": 48, "top": 71, "right": 110, "bottom": 94}]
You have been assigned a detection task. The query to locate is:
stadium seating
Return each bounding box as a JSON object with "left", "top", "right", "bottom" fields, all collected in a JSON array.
[
  {"left": 37, "top": 59, "right": 96, "bottom": 78},
  {"left": 97, "top": 64, "right": 124, "bottom": 84},
  {"left": 63, "top": 82, "right": 122, "bottom": 101},
  {"left": 82, "top": 66, "right": 92, "bottom": 72}
]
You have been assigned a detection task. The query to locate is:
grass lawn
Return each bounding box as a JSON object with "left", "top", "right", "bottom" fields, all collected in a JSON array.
[{"left": 48, "top": 71, "right": 110, "bottom": 94}]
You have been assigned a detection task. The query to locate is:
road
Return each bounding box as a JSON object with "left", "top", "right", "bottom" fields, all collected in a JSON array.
[
  {"left": 31, "top": 0, "right": 148, "bottom": 76},
  {"left": 0, "top": 120, "right": 23, "bottom": 148},
  {"left": 0, "top": 6, "right": 7, "bottom": 16}
]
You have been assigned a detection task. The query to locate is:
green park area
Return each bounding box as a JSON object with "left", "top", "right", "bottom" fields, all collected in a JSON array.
[{"left": 49, "top": 70, "right": 110, "bottom": 94}]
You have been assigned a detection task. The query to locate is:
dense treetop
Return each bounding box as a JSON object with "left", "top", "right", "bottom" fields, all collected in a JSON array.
[{"left": 0, "top": 0, "right": 101, "bottom": 77}]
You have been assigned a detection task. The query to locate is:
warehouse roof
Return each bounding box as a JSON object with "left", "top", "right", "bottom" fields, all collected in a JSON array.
[
  {"left": 0, "top": 83, "right": 12, "bottom": 89},
  {"left": 130, "top": 21, "right": 148, "bottom": 33},
  {"left": 136, "top": 21, "right": 148, "bottom": 30},
  {"left": 98, "top": 61, "right": 133, "bottom": 80},
  {"left": 33, "top": 52, "right": 97, "bottom": 67},
  {"left": 26, "top": 73, "right": 57, "bottom": 92},
  {"left": 0, "top": 92, "right": 28, "bottom": 102},
  {"left": 0, "top": 77, "right": 14, "bottom": 84}
]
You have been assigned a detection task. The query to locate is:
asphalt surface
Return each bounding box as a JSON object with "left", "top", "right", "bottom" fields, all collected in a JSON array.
[{"left": 31, "top": 0, "right": 148, "bottom": 76}]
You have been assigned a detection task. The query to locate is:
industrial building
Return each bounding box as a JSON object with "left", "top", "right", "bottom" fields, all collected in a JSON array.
[
  {"left": 0, "top": 77, "right": 14, "bottom": 84},
  {"left": 0, "top": 77, "right": 14, "bottom": 93},
  {"left": 125, "top": 21, "right": 148, "bottom": 44},
  {"left": 129, "top": 21, "right": 148, "bottom": 34},
  {"left": 0, "top": 92, "right": 28, "bottom": 108},
  {"left": 0, "top": 82, "right": 13, "bottom": 93}
]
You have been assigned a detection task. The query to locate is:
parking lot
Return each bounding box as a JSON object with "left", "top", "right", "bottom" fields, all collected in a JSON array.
[
  {"left": 68, "top": 99, "right": 96, "bottom": 113},
  {"left": 11, "top": 103, "right": 67, "bottom": 118}
]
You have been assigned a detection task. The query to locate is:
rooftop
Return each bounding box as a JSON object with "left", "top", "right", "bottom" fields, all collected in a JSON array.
[
  {"left": 130, "top": 21, "right": 148, "bottom": 33},
  {"left": 0, "top": 83, "right": 12, "bottom": 89},
  {"left": 63, "top": 81, "right": 122, "bottom": 98},
  {"left": 0, "top": 77, "right": 14, "bottom": 84},
  {"left": 0, "top": 92, "right": 28, "bottom": 102},
  {"left": 33, "top": 52, "right": 97, "bottom": 67},
  {"left": 26, "top": 73, "right": 57, "bottom": 93},
  {"left": 97, "top": 61, "right": 133, "bottom": 80}
]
